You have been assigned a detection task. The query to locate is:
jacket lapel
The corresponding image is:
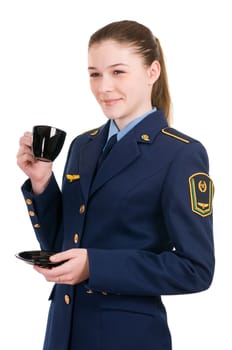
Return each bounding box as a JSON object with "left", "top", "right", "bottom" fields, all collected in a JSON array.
[
  {"left": 78, "top": 124, "right": 109, "bottom": 203},
  {"left": 90, "top": 133, "right": 140, "bottom": 196}
]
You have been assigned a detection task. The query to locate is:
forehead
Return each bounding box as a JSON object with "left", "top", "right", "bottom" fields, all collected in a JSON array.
[{"left": 88, "top": 40, "right": 141, "bottom": 67}]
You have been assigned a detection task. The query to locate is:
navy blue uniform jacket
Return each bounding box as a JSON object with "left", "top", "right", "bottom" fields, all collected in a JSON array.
[{"left": 22, "top": 110, "right": 215, "bottom": 350}]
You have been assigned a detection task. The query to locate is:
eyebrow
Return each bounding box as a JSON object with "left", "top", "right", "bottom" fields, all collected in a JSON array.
[{"left": 88, "top": 63, "right": 128, "bottom": 70}]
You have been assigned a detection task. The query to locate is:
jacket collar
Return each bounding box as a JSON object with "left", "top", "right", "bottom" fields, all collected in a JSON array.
[{"left": 79, "top": 109, "right": 168, "bottom": 200}]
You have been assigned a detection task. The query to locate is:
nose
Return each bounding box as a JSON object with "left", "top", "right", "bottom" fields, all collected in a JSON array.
[{"left": 98, "top": 74, "right": 114, "bottom": 93}]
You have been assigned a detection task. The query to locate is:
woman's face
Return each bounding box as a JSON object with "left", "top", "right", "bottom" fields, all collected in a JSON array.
[{"left": 88, "top": 40, "right": 160, "bottom": 130}]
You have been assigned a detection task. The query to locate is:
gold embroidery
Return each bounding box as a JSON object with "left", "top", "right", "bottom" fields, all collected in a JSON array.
[
  {"left": 198, "top": 180, "right": 207, "bottom": 192},
  {"left": 141, "top": 134, "right": 150, "bottom": 141},
  {"left": 66, "top": 174, "right": 80, "bottom": 182},
  {"left": 197, "top": 202, "right": 209, "bottom": 209}
]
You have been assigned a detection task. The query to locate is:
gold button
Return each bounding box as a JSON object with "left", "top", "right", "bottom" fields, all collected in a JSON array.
[
  {"left": 34, "top": 223, "right": 41, "bottom": 228},
  {"left": 29, "top": 210, "right": 35, "bottom": 217},
  {"left": 86, "top": 289, "right": 94, "bottom": 294},
  {"left": 74, "top": 233, "right": 79, "bottom": 244},
  {"left": 79, "top": 204, "right": 85, "bottom": 214},
  {"left": 26, "top": 199, "right": 32, "bottom": 205},
  {"left": 64, "top": 294, "right": 70, "bottom": 304}
]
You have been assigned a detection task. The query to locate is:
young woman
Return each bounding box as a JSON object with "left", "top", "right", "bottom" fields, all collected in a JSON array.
[{"left": 17, "top": 20, "right": 215, "bottom": 350}]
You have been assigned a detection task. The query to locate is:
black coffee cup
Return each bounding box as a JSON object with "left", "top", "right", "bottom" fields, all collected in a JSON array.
[{"left": 32, "top": 125, "right": 66, "bottom": 162}]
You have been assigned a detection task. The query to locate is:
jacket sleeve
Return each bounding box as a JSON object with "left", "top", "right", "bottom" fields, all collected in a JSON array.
[
  {"left": 21, "top": 173, "right": 64, "bottom": 251},
  {"left": 86, "top": 141, "right": 215, "bottom": 296}
]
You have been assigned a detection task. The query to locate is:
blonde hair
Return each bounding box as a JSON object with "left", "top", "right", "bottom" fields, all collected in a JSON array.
[{"left": 89, "top": 20, "right": 172, "bottom": 125}]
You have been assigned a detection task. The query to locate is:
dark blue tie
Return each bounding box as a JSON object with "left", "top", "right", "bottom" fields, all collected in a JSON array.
[{"left": 97, "top": 134, "right": 117, "bottom": 170}]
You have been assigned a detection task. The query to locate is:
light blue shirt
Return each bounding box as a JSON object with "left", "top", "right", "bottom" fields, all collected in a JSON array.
[{"left": 107, "top": 107, "right": 157, "bottom": 143}]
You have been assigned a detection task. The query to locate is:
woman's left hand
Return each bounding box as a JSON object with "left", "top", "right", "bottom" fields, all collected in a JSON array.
[{"left": 33, "top": 248, "right": 89, "bottom": 285}]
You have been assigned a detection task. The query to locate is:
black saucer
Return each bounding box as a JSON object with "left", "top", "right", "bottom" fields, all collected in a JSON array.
[{"left": 15, "top": 250, "right": 65, "bottom": 268}]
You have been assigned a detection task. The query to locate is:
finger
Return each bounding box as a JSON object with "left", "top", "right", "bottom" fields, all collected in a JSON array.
[
  {"left": 16, "top": 144, "right": 33, "bottom": 159},
  {"left": 19, "top": 133, "right": 33, "bottom": 147},
  {"left": 16, "top": 152, "right": 35, "bottom": 169},
  {"left": 34, "top": 265, "right": 64, "bottom": 281},
  {"left": 50, "top": 250, "right": 73, "bottom": 262},
  {"left": 23, "top": 131, "right": 32, "bottom": 137}
]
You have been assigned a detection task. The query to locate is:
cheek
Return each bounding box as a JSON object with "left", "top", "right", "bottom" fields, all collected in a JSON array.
[{"left": 89, "top": 81, "right": 98, "bottom": 96}]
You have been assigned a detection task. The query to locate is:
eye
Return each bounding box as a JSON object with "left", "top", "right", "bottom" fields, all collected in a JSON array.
[
  {"left": 89, "top": 72, "right": 100, "bottom": 78},
  {"left": 113, "top": 70, "right": 124, "bottom": 75}
]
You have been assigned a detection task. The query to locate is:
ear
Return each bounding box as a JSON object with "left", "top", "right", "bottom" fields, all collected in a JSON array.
[{"left": 147, "top": 60, "right": 161, "bottom": 85}]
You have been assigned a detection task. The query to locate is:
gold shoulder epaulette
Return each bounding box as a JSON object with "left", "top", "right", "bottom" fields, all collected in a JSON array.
[
  {"left": 161, "top": 128, "right": 194, "bottom": 144},
  {"left": 82, "top": 128, "right": 100, "bottom": 136}
]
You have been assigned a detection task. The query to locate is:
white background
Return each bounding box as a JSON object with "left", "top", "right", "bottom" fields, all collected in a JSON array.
[{"left": 0, "top": 0, "right": 231, "bottom": 349}]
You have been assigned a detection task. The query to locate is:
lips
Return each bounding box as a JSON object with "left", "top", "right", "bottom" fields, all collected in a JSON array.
[{"left": 102, "top": 98, "right": 122, "bottom": 106}]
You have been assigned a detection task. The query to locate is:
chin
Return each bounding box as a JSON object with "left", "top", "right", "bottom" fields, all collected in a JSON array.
[{"left": 102, "top": 111, "right": 118, "bottom": 120}]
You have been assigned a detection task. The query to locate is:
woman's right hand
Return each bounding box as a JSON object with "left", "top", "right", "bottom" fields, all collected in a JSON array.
[{"left": 16, "top": 131, "right": 53, "bottom": 195}]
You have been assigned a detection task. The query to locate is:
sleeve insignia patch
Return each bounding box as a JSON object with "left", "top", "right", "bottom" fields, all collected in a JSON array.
[{"left": 189, "top": 172, "right": 214, "bottom": 217}]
